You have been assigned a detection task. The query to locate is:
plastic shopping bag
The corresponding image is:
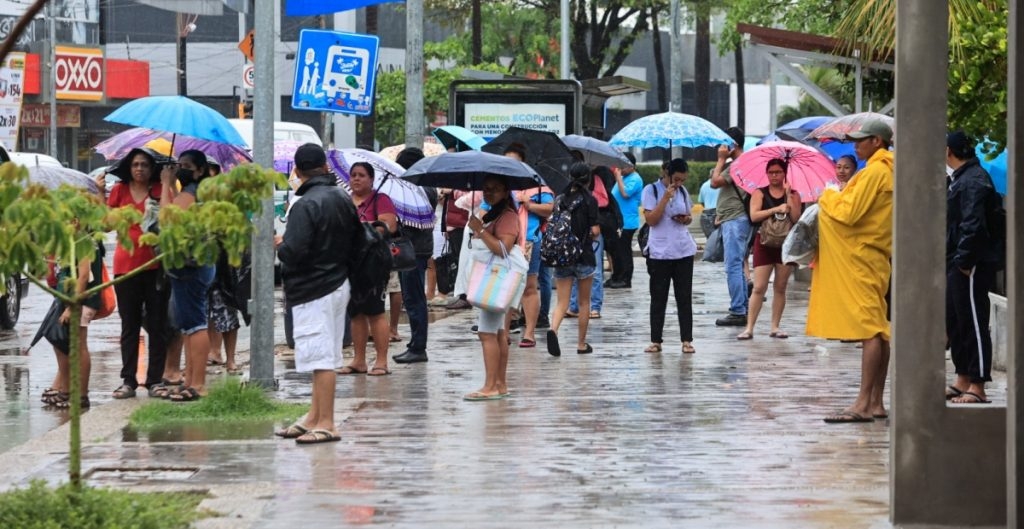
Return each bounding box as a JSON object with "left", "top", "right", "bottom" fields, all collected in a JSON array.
[{"left": 781, "top": 204, "right": 819, "bottom": 267}]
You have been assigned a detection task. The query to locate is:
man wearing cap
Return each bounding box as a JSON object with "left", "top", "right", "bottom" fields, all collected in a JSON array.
[
  {"left": 709, "top": 126, "right": 750, "bottom": 326},
  {"left": 274, "top": 143, "right": 360, "bottom": 444},
  {"left": 944, "top": 131, "right": 1004, "bottom": 404},
  {"left": 807, "top": 119, "right": 894, "bottom": 423}
]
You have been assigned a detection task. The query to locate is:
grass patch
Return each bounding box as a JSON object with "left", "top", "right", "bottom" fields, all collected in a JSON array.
[
  {"left": 129, "top": 378, "right": 306, "bottom": 431},
  {"left": 0, "top": 481, "right": 204, "bottom": 529}
]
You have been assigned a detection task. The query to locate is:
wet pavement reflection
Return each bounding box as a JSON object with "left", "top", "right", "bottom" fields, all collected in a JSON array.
[{"left": 0, "top": 258, "right": 1006, "bottom": 527}]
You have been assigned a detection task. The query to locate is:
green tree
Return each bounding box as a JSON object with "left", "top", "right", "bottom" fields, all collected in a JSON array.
[{"left": 0, "top": 163, "right": 278, "bottom": 489}]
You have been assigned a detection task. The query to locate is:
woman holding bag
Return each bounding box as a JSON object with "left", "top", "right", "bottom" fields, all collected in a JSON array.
[{"left": 464, "top": 175, "right": 522, "bottom": 401}]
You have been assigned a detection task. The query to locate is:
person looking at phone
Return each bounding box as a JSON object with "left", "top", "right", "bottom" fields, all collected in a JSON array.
[
  {"left": 642, "top": 158, "right": 698, "bottom": 354},
  {"left": 709, "top": 127, "right": 750, "bottom": 327}
]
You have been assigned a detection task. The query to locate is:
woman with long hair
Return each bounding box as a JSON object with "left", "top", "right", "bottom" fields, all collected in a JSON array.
[
  {"left": 464, "top": 175, "right": 521, "bottom": 400},
  {"left": 835, "top": 154, "right": 858, "bottom": 189},
  {"left": 737, "top": 158, "right": 802, "bottom": 340}
]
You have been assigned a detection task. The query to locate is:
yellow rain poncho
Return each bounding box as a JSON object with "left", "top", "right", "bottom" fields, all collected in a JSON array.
[{"left": 806, "top": 148, "right": 893, "bottom": 341}]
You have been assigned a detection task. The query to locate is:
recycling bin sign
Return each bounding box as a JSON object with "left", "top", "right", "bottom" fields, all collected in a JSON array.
[{"left": 291, "top": 29, "right": 380, "bottom": 116}]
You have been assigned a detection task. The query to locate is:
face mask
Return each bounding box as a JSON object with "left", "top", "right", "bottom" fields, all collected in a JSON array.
[
  {"left": 176, "top": 168, "right": 195, "bottom": 185},
  {"left": 945, "top": 165, "right": 954, "bottom": 177}
]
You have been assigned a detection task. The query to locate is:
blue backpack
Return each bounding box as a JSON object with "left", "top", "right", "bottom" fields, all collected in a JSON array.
[{"left": 540, "top": 194, "right": 585, "bottom": 267}]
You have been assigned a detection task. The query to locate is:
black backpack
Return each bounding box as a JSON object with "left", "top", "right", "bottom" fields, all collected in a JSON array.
[
  {"left": 541, "top": 194, "right": 585, "bottom": 267},
  {"left": 348, "top": 221, "right": 393, "bottom": 303}
]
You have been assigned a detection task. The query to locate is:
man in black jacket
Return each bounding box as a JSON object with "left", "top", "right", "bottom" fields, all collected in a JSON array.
[
  {"left": 274, "top": 144, "right": 360, "bottom": 443},
  {"left": 944, "top": 131, "right": 1004, "bottom": 405}
]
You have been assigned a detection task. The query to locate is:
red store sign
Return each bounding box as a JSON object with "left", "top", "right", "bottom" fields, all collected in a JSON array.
[{"left": 55, "top": 46, "right": 103, "bottom": 101}]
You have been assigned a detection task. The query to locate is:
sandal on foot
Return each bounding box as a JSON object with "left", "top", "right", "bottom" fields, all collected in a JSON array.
[
  {"left": 769, "top": 331, "right": 789, "bottom": 339},
  {"left": 53, "top": 396, "right": 90, "bottom": 409},
  {"left": 564, "top": 311, "right": 578, "bottom": 318},
  {"left": 389, "top": 335, "right": 403, "bottom": 343},
  {"left": 336, "top": 365, "right": 367, "bottom": 375},
  {"left": 589, "top": 310, "right": 601, "bottom": 319},
  {"left": 367, "top": 366, "right": 392, "bottom": 376},
  {"left": 148, "top": 384, "right": 170, "bottom": 398},
  {"left": 169, "top": 387, "right": 201, "bottom": 402},
  {"left": 518, "top": 338, "right": 536, "bottom": 348},
  {"left": 644, "top": 343, "right": 662, "bottom": 353},
  {"left": 463, "top": 391, "right": 504, "bottom": 401},
  {"left": 295, "top": 429, "right": 341, "bottom": 444},
  {"left": 823, "top": 411, "right": 874, "bottom": 423},
  {"left": 112, "top": 384, "right": 136, "bottom": 399},
  {"left": 42, "top": 391, "right": 69, "bottom": 405},
  {"left": 206, "top": 357, "right": 224, "bottom": 366},
  {"left": 577, "top": 343, "right": 593, "bottom": 355},
  {"left": 736, "top": 331, "right": 753, "bottom": 341},
  {"left": 546, "top": 330, "right": 561, "bottom": 357},
  {"left": 41, "top": 387, "right": 61, "bottom": 401},
  {"left": 161, "top": 378, "right": 184, "bottom": 386},
  {"left": 682, "top": 342, "right": 696, "bottom": 354},
  {"left": 274, "top": 423, "right": 309, "bottom": 439},
  {"left": 951, "top": 391, "right": 991, "bottom": 404},
  {"left": 945, "top": 385, "right": 965, "bottom": 400}
]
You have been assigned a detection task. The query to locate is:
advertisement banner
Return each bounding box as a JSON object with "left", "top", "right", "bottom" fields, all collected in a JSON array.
[
  {"left": 0, "top": 51, "right": 25, "bottom": 150},
  {"left": 463, "top": 103, "right": 567, "bottom": 140},
  {"left": 55, "top": 46, "right": 104, "bottom": 101}
]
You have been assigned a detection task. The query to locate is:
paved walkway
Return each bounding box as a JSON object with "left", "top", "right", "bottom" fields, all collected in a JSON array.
[{"left": 0, "top": 259, "right": 1006, "bottom": 528}]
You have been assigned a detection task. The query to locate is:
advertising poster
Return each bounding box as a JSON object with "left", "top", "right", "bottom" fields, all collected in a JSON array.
[
  {"left": 463, "top": 103, "right": 567, "bottom": 140},
  {"left": 0, "top": 51, "right": 25, "bottom": 150}
]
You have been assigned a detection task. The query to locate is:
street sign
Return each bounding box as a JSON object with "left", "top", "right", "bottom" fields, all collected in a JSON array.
[
  {"left": 242, "top": 64, "right": 254, "bottom": 89},
  {"left": 291, "top": 29, "right": 380, "bottom": 117},
  {"left": 237, "top": 30, "right": 255, "bottom": 62}
]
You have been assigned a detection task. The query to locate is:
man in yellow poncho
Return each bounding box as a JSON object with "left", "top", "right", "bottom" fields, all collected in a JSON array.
[{"left": 806, "top": 120, "right": 894, "bottom": 424}]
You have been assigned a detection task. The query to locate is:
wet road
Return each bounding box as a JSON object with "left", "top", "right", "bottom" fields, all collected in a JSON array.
[{"left": 0, "top": 258, "right": 1006, "bottom": 528}]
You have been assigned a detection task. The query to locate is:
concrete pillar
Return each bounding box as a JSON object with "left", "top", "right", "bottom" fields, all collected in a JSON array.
[
  {"left": 892, "top": 0, "right": 1006, "bottom": 525},
  {"left": 1008, "top": 1, "right": 1023, "bottom": 525},
  {"left": 404, "top": 0, "right": 424, "bottom": 149}
]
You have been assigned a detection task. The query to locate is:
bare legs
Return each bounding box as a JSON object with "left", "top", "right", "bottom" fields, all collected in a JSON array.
[
  {"left": 521, "top": 275, "right": 540, "bottom": 343},
  {"left": 741, "top": 263, "right": 792, "bottom": 338},
  {"left": 300, "top": 369, "right": 338, "bottom": 434},
  {"left": 348, "top": 314, "right": 390, "bottom": 372},
  {"left": 184, "top": 329, "right": 210, "bottom": 394},
  {"left": 388, "top": 291, "right": 403, "bottom": 342},
  {"left": 164, "top": 331, "right": 184, "bottom": 384},
  {"left": 828, "top": 334, "right": 890, "bottom": 420},
  {"left": 470, "top": 311, "right": 512, "bottom": 398}
]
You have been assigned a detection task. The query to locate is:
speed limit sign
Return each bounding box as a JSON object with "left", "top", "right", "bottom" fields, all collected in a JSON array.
[{"left": 242, "top": 65, "right": 255, "bottom": 89}]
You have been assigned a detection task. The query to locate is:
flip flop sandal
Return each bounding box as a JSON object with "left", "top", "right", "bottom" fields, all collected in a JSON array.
[
  {"left": 148, "top": 384, "right": 171, "bottom": 398},
  {"left": 952, "top": 391, "right": 992, "bottom": 404},
  {"left": 112, "top": 384, "right": 136, "bottom": 399},
  {"left": 275, "top": 423, "right": 309, "bottom": 439},
  {"left": 367, "top": 366, "right": 392, "bottom": 376},
  {"left": 682, "top": 343, "right": 696, "bottom": 354},
  {"left": 564, "top": 311, "right": 578, "bottom": 318},
  {"left": 736, "top": 332, "right": 754, "bottom": 341},
  {"left": 169, "top": 387, "right": 201, "bottom": 403},
  {"left": 41, "top": 387, "right": 61, "bottom": 400},
  {"left": 463, "top": 391, "right": 504, "bottom": 401},
  {"left": 945, "top": 385, "right": 965, "bottom": 400},
  {"left": 644, "top": 343, "right": 662, "bottom": 353},
  {"left": 336, "top": 365, "right": 367, "bottom": 375},
  {"left": 52, "top": 396, "right": 90, "bottom": 410},
  {"left": 589, "top": 311, "right": 601, "bottom": 319},
  {"left": 206, "top": 358, "right": 225, "bottom": 366},
  {"left": 823, "top": 411, "right": 874, "bottom": 423},
  {"left": 518, "top": 338, "right": 537, "bottom": 348},
  {"left": 577, "top": 343, "right": 593, "bottom": 355},
  {"left": 42, "top": 391, "right": 70, "bottom": 406},
  {"left": 295, "top": 429, "right": 341, "bottom": 444},
  {"left": 389, "top": 336, "right": 403, "bottom": 343},
  {"left": 769, "top": 331, "right": 789, "bottom": 339},
  {"left": 161, "top": 378, "right": 185, "bottom": 386},
  {"left": 546, "top": 330, "right": 561, "bottom": 357}
]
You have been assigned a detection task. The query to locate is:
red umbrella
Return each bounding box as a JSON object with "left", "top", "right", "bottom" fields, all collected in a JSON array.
[
  {"left": 807, "top": 112, "right": 895, "bottom": 141},
  {"left": 730, "top": 141, "right": 839, "bottom": 202}
]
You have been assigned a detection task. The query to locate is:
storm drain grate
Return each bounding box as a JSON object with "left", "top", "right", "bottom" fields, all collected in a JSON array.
[{"left": 85, "top": 466, "right": 200, "bottom": 483}]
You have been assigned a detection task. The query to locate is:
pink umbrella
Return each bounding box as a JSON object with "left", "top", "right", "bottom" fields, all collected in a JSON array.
[
  {"left": 730, "top": 141, "right": 839, "bottom": 202},
  {"left": 807, "top": 112, "right": 895, "bottom": 141},
  {"left": 273, "top": 140, "right": 307, "bottom": 174}
]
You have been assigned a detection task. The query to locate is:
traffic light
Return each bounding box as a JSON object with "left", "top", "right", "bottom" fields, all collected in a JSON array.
[{"left": 237, "top": 101, "right": 253, "bottom": 119}]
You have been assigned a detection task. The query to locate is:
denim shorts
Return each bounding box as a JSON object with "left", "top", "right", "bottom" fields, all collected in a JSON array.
[
  {"left": 527, "top": 240, "right": 543, "bottom": 276},
  {"left": 553, "top": 262, "right": 596, "bottom": 280},
  {"left": 168, "top": 265, "right": 215, "bottom": 335}
]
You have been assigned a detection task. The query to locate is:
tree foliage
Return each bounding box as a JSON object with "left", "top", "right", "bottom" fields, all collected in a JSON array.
[{"left": 947, "top": 2, "right": 1008, "bottom": 153}]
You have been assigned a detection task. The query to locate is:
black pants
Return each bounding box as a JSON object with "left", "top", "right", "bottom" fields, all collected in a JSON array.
[
  {"left": 440, "top": 227, "right": 465, "bottom": 296},
  {"left": 946, "top": 262, "right": 995, "bottom": 383},
  {"left": 648, "top": 257, "right": 694, "bottom": 343},
  {"left": 609, "top": 228, "right": 636, "bottom": 285},
  {"left": 114, "top": 269, "right": 170, "bottom": 388}
]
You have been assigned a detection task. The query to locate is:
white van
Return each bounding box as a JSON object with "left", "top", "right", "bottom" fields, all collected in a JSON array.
[
  {"left": 227, "top": 119, "right": 323, "bottom": 150},
  {"left": 6, "top": 151, "right": 64, "bottom": 168}
]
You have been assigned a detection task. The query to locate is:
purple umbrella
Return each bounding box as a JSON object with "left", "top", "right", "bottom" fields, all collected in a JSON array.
[
  {"left": 274, "top": 140, "right": 307, "bottom": 174},
  {"left": 94, "top": 128, "right": 252, "bottom": 170}
]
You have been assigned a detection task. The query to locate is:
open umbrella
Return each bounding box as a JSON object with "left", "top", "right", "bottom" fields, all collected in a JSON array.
[
  {"left": 327, "top": 148, "right": 435, "bottom": 229},
  {"left": 26, "top": 299, "right": 68, "bottom": 354},
  {"left": 94, "top": 128, "right": 252, "bottom": 170},
  {"left": 561, "top": 134, "right": 631, "bottom": 168},
  {"left": 402, "top": 150, "right": 544, "bottom": 191},
  {"left": 105, "top": 147, "right": 175, "bottom": 180},
  {"left": 807, "top": 112, "right": 895, "bottom": 141},
  {"left": 730, "top": 141, "right": 839, "bottom": 202},
  {"left": 432, "top": 125, "right": 487, "bottom": 152},
  {"left": 273, "top": 140, "right": 307, "bottom": 174},
  {"left": 482, "top": 127, "right": 573, "bottom": 193},
  {"left": 976, "top": 141, "right": 1007, "bottom": 196},
  {"left": 772, "top": 116, "right": 832, "bottom": 143},
  {"left": 609, "top": 111, "right": 732, "bottom": 149},
  {"left": 25, "top": 165, "right": 99, "bottom": 195},
  {"left": 379, "top": 142, "right": 447, "bottom": 161},
  {"left": 104, "top": 96, "right": 247, "bottom": 147}
]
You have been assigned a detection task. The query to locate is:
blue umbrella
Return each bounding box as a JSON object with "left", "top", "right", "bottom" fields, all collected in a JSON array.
[
  {"left": 608, "top": 111, "right": 732, "bottom": 149},
  {"left": 432, "top": 125, "right": 487, "bottom": 152},
  {"left": 561, "top": 134, "right": 631, "bottom": 167},
  {"left": 104, "top": 96, "right": 247, "bottom": 147},
  {"left": 401, "top": 150, "right": 543, "bottom": 191},
  {"left": 286, "top": 0, "right": 404, "bottom": 16},
  {"left": 977, "top": 142, "right": 1007, "bottom": 196},
  {"left": 774, "top": 116, "right": 832, "bottom": 142}
]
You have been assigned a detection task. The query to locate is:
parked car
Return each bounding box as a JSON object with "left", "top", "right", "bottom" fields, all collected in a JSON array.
[
  {"left": 227, "top": 119, "right": 322, "bottom": 151},
  {"left": 0, "top": 145, "right": 30, "bottom": 329}
]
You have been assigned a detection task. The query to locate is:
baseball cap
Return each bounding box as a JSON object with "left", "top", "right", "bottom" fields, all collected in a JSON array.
[
  {"left": 294, "top": 143, "right": 327, "bottom": 172},
  {"left": 845, "top": 119, "right": 893, "bottom": 143}
]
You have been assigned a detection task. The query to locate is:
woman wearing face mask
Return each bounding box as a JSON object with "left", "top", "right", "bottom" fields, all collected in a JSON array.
[
  {"left": 106, "top": 148, "right": 172, "bottom": 400},
  {"left": 642, "top": 158, "right": 698, "bottom": 354},
  {"left": 160, "top": 149, "right": 216, "bottom": 401}
]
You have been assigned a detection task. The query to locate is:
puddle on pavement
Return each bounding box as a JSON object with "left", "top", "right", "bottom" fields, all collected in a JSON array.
[
  {"left": 123, "top": 420, "right": 279, "bottom": 443},
  {"left": 86, "top": 466, "right": 200, "bottom": 484}
]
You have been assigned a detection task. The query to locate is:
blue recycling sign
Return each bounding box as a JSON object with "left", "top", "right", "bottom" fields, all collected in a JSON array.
[{"left": 291, "top": 29, "right": 380, "bottom": 116}]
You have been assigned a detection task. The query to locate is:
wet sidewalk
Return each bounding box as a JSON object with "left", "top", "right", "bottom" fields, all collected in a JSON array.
[{"left": 0, "top": 259, "right": 1005, "bottom": 528}]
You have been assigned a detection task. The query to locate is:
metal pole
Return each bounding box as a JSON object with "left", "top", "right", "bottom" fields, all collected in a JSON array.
[
  {"left": 239, "top": 10, "right": 246, "bottom": 110},
  {"left": 560, "top": 0, "right": 569, "bottom": 79},
  {"left": 669, "top": 0, "right": 681, "bottom": 113},
  {"left": 177, "top": 13, "right": 187, "bottom": 96},
  {"left": 768, "top": 63, "right": 776, "bottom": 131},
  {"left": 1008, "top": 1, "right": 1024, "bottom": 524},
  {"left": 854, "top": 59, "right": 863, "bottom": 113},
  {"left": 404, "top": 0, "right": 424, "bottom": 148},
  {"left": 48, "top": 2, "right": 57, "bottom": 158},
  {"left": 249, "top": 0, "right": 276, "bottom": 388}
]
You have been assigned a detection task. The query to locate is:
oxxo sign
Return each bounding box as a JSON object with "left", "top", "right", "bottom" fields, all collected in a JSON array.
[{"left": 55, "top": 46, "right": 103, "bottom": 101}]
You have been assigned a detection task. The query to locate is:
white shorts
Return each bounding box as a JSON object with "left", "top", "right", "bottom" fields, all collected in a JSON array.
[
  {"left": 291, "top": 282, "right": 351, "bottom": 373},
  {"left": 79, "top": 305, "right": 97, "bottom": 327},
  {"left": 387, "top": 271, "right": 402, "bottom": 294}
]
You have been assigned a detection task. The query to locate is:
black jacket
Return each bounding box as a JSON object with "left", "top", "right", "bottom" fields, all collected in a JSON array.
[
  {"left": 946, "top": 158, "right": 1003, "bottom": 270},
  {"left": 278, "top": 174, "right": 360, "bottom": 306}
]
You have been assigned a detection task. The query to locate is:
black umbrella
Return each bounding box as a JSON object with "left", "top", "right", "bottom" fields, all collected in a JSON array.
[
  {"left": 561, "top": 134, "right": 631, "bottom": 168},
  {"left": 482, "top": 126, "right": 574, "bottom": 193},
  {"left": 106, "top": 147, "right": 175, "bottom": 180},
  {"left": 26, "top": 299, "right": 68, "bottom": 354},
  {"left": 401, "top": 150, "right": 545, "bottom": 191}
]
